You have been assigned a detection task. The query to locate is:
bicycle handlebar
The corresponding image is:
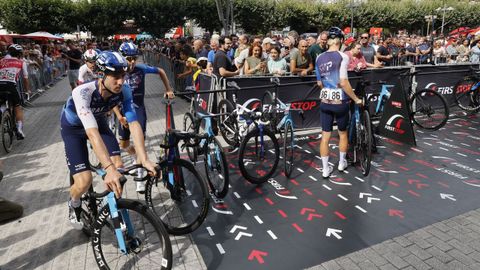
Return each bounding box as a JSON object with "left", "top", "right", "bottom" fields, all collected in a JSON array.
[{"left": 159, "top": 130, "right": 208, "bottom": 149}]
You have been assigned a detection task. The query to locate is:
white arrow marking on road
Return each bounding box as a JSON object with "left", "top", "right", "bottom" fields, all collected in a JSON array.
[
  {"left": 359, "top": 193, "right": 373, "bottom": 199},
  {"left": 375, "top": 168, "right": 399, "bottom": 174},
  {"left": 326, "top": 228, "right": 343, "bottom": 239},
  {"left": 230, "top": 225, "right": 248, "bottom": 233},
  {"left": 367, "top": 197, "right": 381, "bottom": 204},
  {"left": 309, "top": 175, "right": 318, "bottom": 182},
  {"left": 211, "top": 206, "right": 234, "bottom": 215},
  {"left": 390, "top": 195, "right": 403, "bottom": 202},
  {"left": 355, "top": 205, "right": 367, "bottom": 213},
  {"left": 216, "top": 243, "right": 225, "bottom": 254},
  {"left": 243, "top": 203, "right": 251, "bottom": 210},
  {"left": 440, "top": 193, "right": 457, "bottom": 201},
  {"left": 267, "top": 230, "right": 278, "bottom": 240},
  {"left": 206, "top": 227, "right": 215, "bottom": 236},
  {"left": 235, "top": 232, "right": 253, "bottom": 240}
]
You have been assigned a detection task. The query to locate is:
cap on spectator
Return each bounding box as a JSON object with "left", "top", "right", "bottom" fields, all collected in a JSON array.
[
  {"left": 197, "top": 57, "right": 208, "bottom": 62},
  {"left": 262, "top": 37, "right": 276, "bottom": 45},
  {"left": 344, "top": 37, "right": 356, "bottom": 46}
]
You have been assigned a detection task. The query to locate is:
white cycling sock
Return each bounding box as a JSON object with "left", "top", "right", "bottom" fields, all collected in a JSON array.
[
  {"left": 16, "top": 121, "right": 23, "bottom": 130},
  {"left": 321, "top": 156, "right": 329, "bottom": 171},
  {"left": 70, "top": 198, "right": 81, "bottom": 208},
  {"left": 339, "top": 152, "right": 346, "bottom": 163}
]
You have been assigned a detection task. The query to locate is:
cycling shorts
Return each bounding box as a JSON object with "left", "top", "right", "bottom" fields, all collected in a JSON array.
[
  {"left": 0, "top": 82, "right": 21, "bottom": 107},
  {"left": 118, "top": 106, "right": 147, "bottom": 141},
  {"left": 61, "top": 114, "right": 121, "bottom": 175},
  {"left": 320, "top": 101, "right": 350, "bottom": 132}
]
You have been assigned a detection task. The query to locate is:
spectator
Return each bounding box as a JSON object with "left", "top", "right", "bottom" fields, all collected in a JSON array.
[
  {"left": 457, "top": 39, "right": 470, "bottom": 62},
  {"left": 309, "top": 31, "right": 328, "bottom": 61},
  {"left": 235, "top": 36, "right": 262, "bottom": 74},
  {"left": 432, "top": 40, "right": 447, "bottom": 64},
  {"left": 446, "top": 39, "right": 459, "bottom": 63},
  {"left": 470, "top": 41, "right": 480, "bottom": 63},
  {"left": 193, "top": 39, "right": 208, "bottom": 58},
  {"left": 404, "top": 38, "right": 418, "bottom": 64},
  {"left": 0, "top": 41, "right": 7, "bottom": 58},
  {"left": 290, "top": 40, "right": 314, "bottom": 76},
  {"left": 267, "top": 47, "right": 288, "bottom": 75},
  {"left": 359, "top": 33, "right": 377, "bottom": 65},
  {"left": 262, "top": 37, "right": 275, "bottom": 59},
  {"left": 376, "top": 39, "right": 393, "bottom": 66},
  {"left": 234, "top": 34, "right": 249, "bottom": 58},
  {"left": 244, "top": 42, "right": 267, "bottom": 75},
  {"left": 345, "top": 42, "right": 382, "bottom": 71},
  {"left": 207, "top": 37, "right": 219, "bottom": 74},
  {"left": 63, "top": 40, "right": 82, "bottom": 90},
  {"left": 417, "top": 37, "right": 431, "bottom": 64},
  {"left": 213, "top": 36, "right": 239, "bottom": 78},
  {"left": 228, "top": 34, "right": 238, "bottom": 60}
]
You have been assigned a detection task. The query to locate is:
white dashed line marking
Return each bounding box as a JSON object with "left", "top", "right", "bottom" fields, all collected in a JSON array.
[
  {"left": 243, "top": 203, "right": 251, "bottom": 210},
  {"left": 444, "top": 138, "right": 453, "bottom": 142},
  {"left": 267, "top": 230, "right": 278, "bottom": 240},
  {"left": 371, "top": 185, "right": 382, "bottom": 191},
  {"left": 192, "top": 200, "right": 198, "bottom": 208},
  {"left": 233, "top": 192, "right": 241, "bottom": 199},
  {"left": 457, "top": 153, "right": 467, "bottom": 157},
  {"left": 423, "top": 142, "right": 433, "bottom": 146},
  {"left": 206, "top": 227, "right": 215, "bottom": 236},
  {"left": 254, "top": 215, "right": 263, "bottom": 224},
  {"left": 355, "top": 177, "right": 365, "bottom": 182},
  {"left": 315, "top": 155, "right": 322, "bottom": 160},
  {"left": 309, "top": 175, "right": 318, "bottom": 182},
  {"left": 461, "top": 143, "right": 471, "bottom": 147},
  {"left": 216, "top": 243, "right": 225, "bottom": 254},
  {"left": 322, "top": 184, "right": 332, "bottom": 191},
  {"left": 439, "top": 147, "right": 449, "bottom": 151},
  {"left": 338, "top": 194, "right": 348, "bottom": 201},
  {"left": 417, "top": 130, "right": 424, "bottom": 133},
  {"left": 390, "top": 195, "right": 403, "bottom": 202},
  {"left": 297, "top": 168, "right": 304, "bottom": 173},
  {"left": 355, "top": 205, "right": 367, "bottom": 213},
  {"left": 304, "top": 149, "right": 311, "bottom": 154}
]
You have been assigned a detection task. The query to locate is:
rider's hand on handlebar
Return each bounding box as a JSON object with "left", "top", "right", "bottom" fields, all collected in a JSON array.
[
  {"left": 164, "top": 91, "right": 175, "bottom": 99},
  {"left": 104, "top": 166, "right": 123, "bottom": 198},
  {"left": 141, "top": 159, "right": 158, "bottom": 177},
  {"left": 119, "top": 116, "right": 128, "bottom": 128},
  {"left": 355, "top": 98, "right": 364, "bottom": 106}
]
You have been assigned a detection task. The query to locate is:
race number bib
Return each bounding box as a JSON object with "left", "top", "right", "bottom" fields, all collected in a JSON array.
[
  {"left": 319, "top": 88, "right": 342, "bottom": 101},
  {"left": 0, "top": 68, "right": 17, "bottom": 82}
]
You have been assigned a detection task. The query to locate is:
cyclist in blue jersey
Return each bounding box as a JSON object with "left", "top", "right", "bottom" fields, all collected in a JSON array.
[
  {"left": 316, "top": 27, "right": 363, "bottom": 179},
  {"left": 61, "top": 51, "right": 157, "bottom": 229},
  {"left": 116, "top": 42, "right": 174, "bottom": 193}
]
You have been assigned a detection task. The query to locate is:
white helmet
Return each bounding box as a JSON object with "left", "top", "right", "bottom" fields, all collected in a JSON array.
[{"left": 83, "top": 49, "right": 98, "bottom": 61}]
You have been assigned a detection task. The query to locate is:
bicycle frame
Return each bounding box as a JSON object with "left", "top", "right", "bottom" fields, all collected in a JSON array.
[{"left": 372, "top": 84, "right": 395, "bottom": 114}]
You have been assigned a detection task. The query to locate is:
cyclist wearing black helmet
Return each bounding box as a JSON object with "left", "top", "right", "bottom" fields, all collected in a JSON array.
[
  {"left": 315, "top": 27, "right": 363, "bottom": 178},
  {"left": 0, "top": 44, "right": 30, "bottom": 139}
]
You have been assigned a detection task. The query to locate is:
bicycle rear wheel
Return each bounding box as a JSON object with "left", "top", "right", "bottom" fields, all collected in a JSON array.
[
  {"left": 145, "top": 158, "right": 209, "bottom": 235},
  {"left": 218, "top": 99, "right": 238, "bottom": 147},
  {"left": 182, "top": 112, "right": 197, "bottom": 162},
  {"left": 238, "top": 127, "right": 279, "bottom": 184},
  {"left": 204, "top": 137, "right": 229, "bottom": 198},
  {"left": 410, "top": 89, "right": 449, "bottom": 130},
  {"left": 356, "top": 110, "right": 372, "bottom": 176},
  {"left": 1, "top": 111, "right": 13, "bottom": 153},
  {"left": 453, "top": 77, "right": 480, "bottom": 112},
  {"left": 366, "top": 93, "right": 386, "bottom": 120},
  {"left": 283, "top": 121, "right": 294, "bottom": 178},
  {"left": 92, "top": 199, "right": 172, "bottom": 270}
]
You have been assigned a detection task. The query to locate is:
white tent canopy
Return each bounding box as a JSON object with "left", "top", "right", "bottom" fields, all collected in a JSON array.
[{"left": 23, "top": 31, "right": 63, "bottom": 40}]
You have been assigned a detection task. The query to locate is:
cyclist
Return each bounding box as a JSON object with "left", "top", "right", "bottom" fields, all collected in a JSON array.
[
  {"left": 0, "top": 44, "right": 30, "bottom": 139},
  {"left": 315, "top": 27, "right": 363, "bottom": 178},
  {"left": 77, "top": 49, "right": 98, "bottom": 85},
  {"left": 116, "top": 41, "right": 174, "bottom": 193},
  {"left": 61, "top": 51, "right": 157, "bottom": 229}
]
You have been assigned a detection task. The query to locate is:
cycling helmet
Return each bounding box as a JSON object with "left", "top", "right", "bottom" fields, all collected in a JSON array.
[
  {"left": 327, "top": 27, "right": 344, "bottom": 40},
  {"left": 83, "top": 49, "right": 98, "bottom": 61},
  {"left": 119, "top": 42, "right": 138, "bottom": 56},
  {"left": 96, "top": 51, "right": 128, "bottom": 74},
  {"left": 8, "top": 44, "right": 23, "bottom": 57}
]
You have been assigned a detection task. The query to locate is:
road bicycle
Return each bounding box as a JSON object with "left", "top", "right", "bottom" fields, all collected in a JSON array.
[
  {"left": 144, "top": 99, "right": 210, "bottom": 235},
  {"left": 367, "top": 70, "right": 449, "bottom": 130},
  {"left": 453, "top": 67, "right": 480, "bottom": 112},
  {"left": 0, "top": 94, "right": 17, "bottom": 153},
  {"left": 71, "top": 164, "right": 172, "bottom": 270},
  {"left": 183, "top": 92, "right": 229, "bottom": 198}
]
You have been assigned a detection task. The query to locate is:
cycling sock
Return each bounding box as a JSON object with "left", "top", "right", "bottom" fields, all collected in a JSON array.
[
  {"left": 16, "top": 121, "right": 23, "bottom": 130},
  {"left": 339, "top": 152, "right": 346, "bottom": 163},
  {"left": 321, "top": 156, "right": 329, "bottom": 170},
  {"left": 70, "top": 198, "right": 81, "bottom": 208}
]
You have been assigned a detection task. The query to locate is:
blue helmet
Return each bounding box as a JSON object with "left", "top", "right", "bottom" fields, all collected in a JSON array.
[
  {"left": 327, "top": 27, "right": 344, "bottom": 40},
  {"left": 119, "top": 42, "right": 138, "bottom": 56},
  {"left": 96, "top": 51, "right": 128, "bottom": 74}
]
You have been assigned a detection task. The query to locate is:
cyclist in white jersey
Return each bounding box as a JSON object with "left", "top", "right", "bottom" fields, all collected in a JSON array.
[{"left": 77, "top": 49, "right": 98, "bottom": 85}]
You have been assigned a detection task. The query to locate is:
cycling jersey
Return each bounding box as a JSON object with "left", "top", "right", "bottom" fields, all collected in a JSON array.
[
  {"left": 61, "top": 80, "right": 137, "bottom": 129},
  {"left": 77, "top": 64, "right": 97, "bottom": 84},
  {"left": 124, "top": 64, "right": 158, "bottom": 107},
  {"left": 0, "top": 56, "right": 28, "bottom": 84},
  {"left": 315, "top": 51, "right": 349, "bottom": 101}
]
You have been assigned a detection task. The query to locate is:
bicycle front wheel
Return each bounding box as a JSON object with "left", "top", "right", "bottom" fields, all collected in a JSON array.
[
  {"left": 92, "top": 199, "right": 172, "bottom": 270},
  {"left": 410, "top": 89, "right": 449, "bottom": 130},
  {"left": 453, "top": 77, "right": 480, "bottom": 112},
  {"left": 283, "top": 121, "right": 295, "bottom": 178},
  {"left": 238, "top": 127, "right": 279, "bottom": 184},
  {"left": 357, "top": 110, "right": 372, "bottom": 176},
  {"left": 146, "top": 158, "right": 209, "bottom": 235},
  {"left": 182, "top": 112, "right": 197, "bottom": 162},
  {"left": 218, "top": 99, "right": 238, "bottom": 147},
  {"left": 1, "top": 111, "right": 13, "bottom": 153},
  {"left": 204, "top": 137, "right": 229, "bottom": 198}
]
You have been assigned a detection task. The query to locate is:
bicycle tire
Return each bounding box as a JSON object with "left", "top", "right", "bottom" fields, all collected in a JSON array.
[
  {"left": 357, "top": 110, "right": 372, "bottom": 176},
  {"left": 366, "top": 93, "right": 385, "bottom": 120},
  {"left": 218, "top": 99, "right": 238, "bottom": 147},
  {"left": 92, "top": 199, "right": 172, "bottom": 270},
  {"left": 410, "top": 89, "right": 449, "bottom": 130},
  {"left": 453, "top": 77, "right": 480, "bottom": 111},
  {"left": 145, "top": 158, "right": 209, "bottom": 235},
  {"left": 1, "top": 111, "right": 13, "bottom": 153},
  {"left": 182, "top": 112, "right": 198, "bottom": 162},
  {"left": 283, "top": 121, "right": 294, "bottom": 178},
  {"left": 204, "top": 137, "right": 229, "bottom": 198},
  {"left": 238, "top": 127, "right": 279, "bottom": 184}
]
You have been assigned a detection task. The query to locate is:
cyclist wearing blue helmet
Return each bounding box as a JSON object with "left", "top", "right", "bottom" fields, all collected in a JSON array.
[
  {"left": 316, "top": 27, "right": 363, "bottom": 178},
  {"left": 115, "top": 41, "right": 174, "bottom": 193},
  {"left": 60, "top": 51, "right": 157, "bottom": 229}
]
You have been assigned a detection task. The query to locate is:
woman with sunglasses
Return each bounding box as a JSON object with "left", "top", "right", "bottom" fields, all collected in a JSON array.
[
  {"left": 116, "top": 42, "right": 175, "bottom": 193},
  {"left": 77, "top": 49, "right": 99, "bottom": 85}
]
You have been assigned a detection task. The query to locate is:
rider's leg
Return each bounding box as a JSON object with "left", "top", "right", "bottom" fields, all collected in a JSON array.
[
  {"left": 336, "top": 103, "right": 350, "bottom": 171},
  {"left": 70, "top": 170, "right": 93, "bottom": 201}
]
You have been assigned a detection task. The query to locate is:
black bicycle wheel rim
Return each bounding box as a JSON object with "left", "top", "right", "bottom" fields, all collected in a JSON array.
[
  {"left": 218, "top": 99, "right": 238, "bottom": 146},
  {"left": 145, "top": 158, "right": 209, "bottom": 235},
  {"left": 359, "top": 110, "right": 372, "bottom": 176},
  {"left": 92, "top": 199, "right": 172, "bottom": 270},
  {"left": 410, "top": 89, "right": 449, "bottom": 130},
  {"left": 454, "top": 77, "right": 480, "bottom": 111},
  {"left": 238, "top": 128, "right": 279, "bottom": 184},
  {"left": 1, "top": 111, "right": 13, "bottom": 153},
  {"left": 283, "top": 121, "right": 294, "bottom": 178},
  {"left": 182, "top": 112, "right": 197, "bottom": 162},
  {"left": 204, "top": 137, "right": 229, "bottom": 198}
]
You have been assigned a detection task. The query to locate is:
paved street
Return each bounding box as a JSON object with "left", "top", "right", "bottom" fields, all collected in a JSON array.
[{"left": 1, "top": 66, "right": 480, "bottom": 270}]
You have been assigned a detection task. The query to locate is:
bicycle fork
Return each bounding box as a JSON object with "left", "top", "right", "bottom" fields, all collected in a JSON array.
[{"left": 106, "top": 193, "right": 135, "bottom": 255}]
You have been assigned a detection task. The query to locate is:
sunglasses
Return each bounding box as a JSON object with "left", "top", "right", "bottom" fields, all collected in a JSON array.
[
  {"left": 126, "top": 56, "right": 137, "bottom": 62},
  {"left": 361, "top": 36, "right": 369, "bottom": 39}
]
